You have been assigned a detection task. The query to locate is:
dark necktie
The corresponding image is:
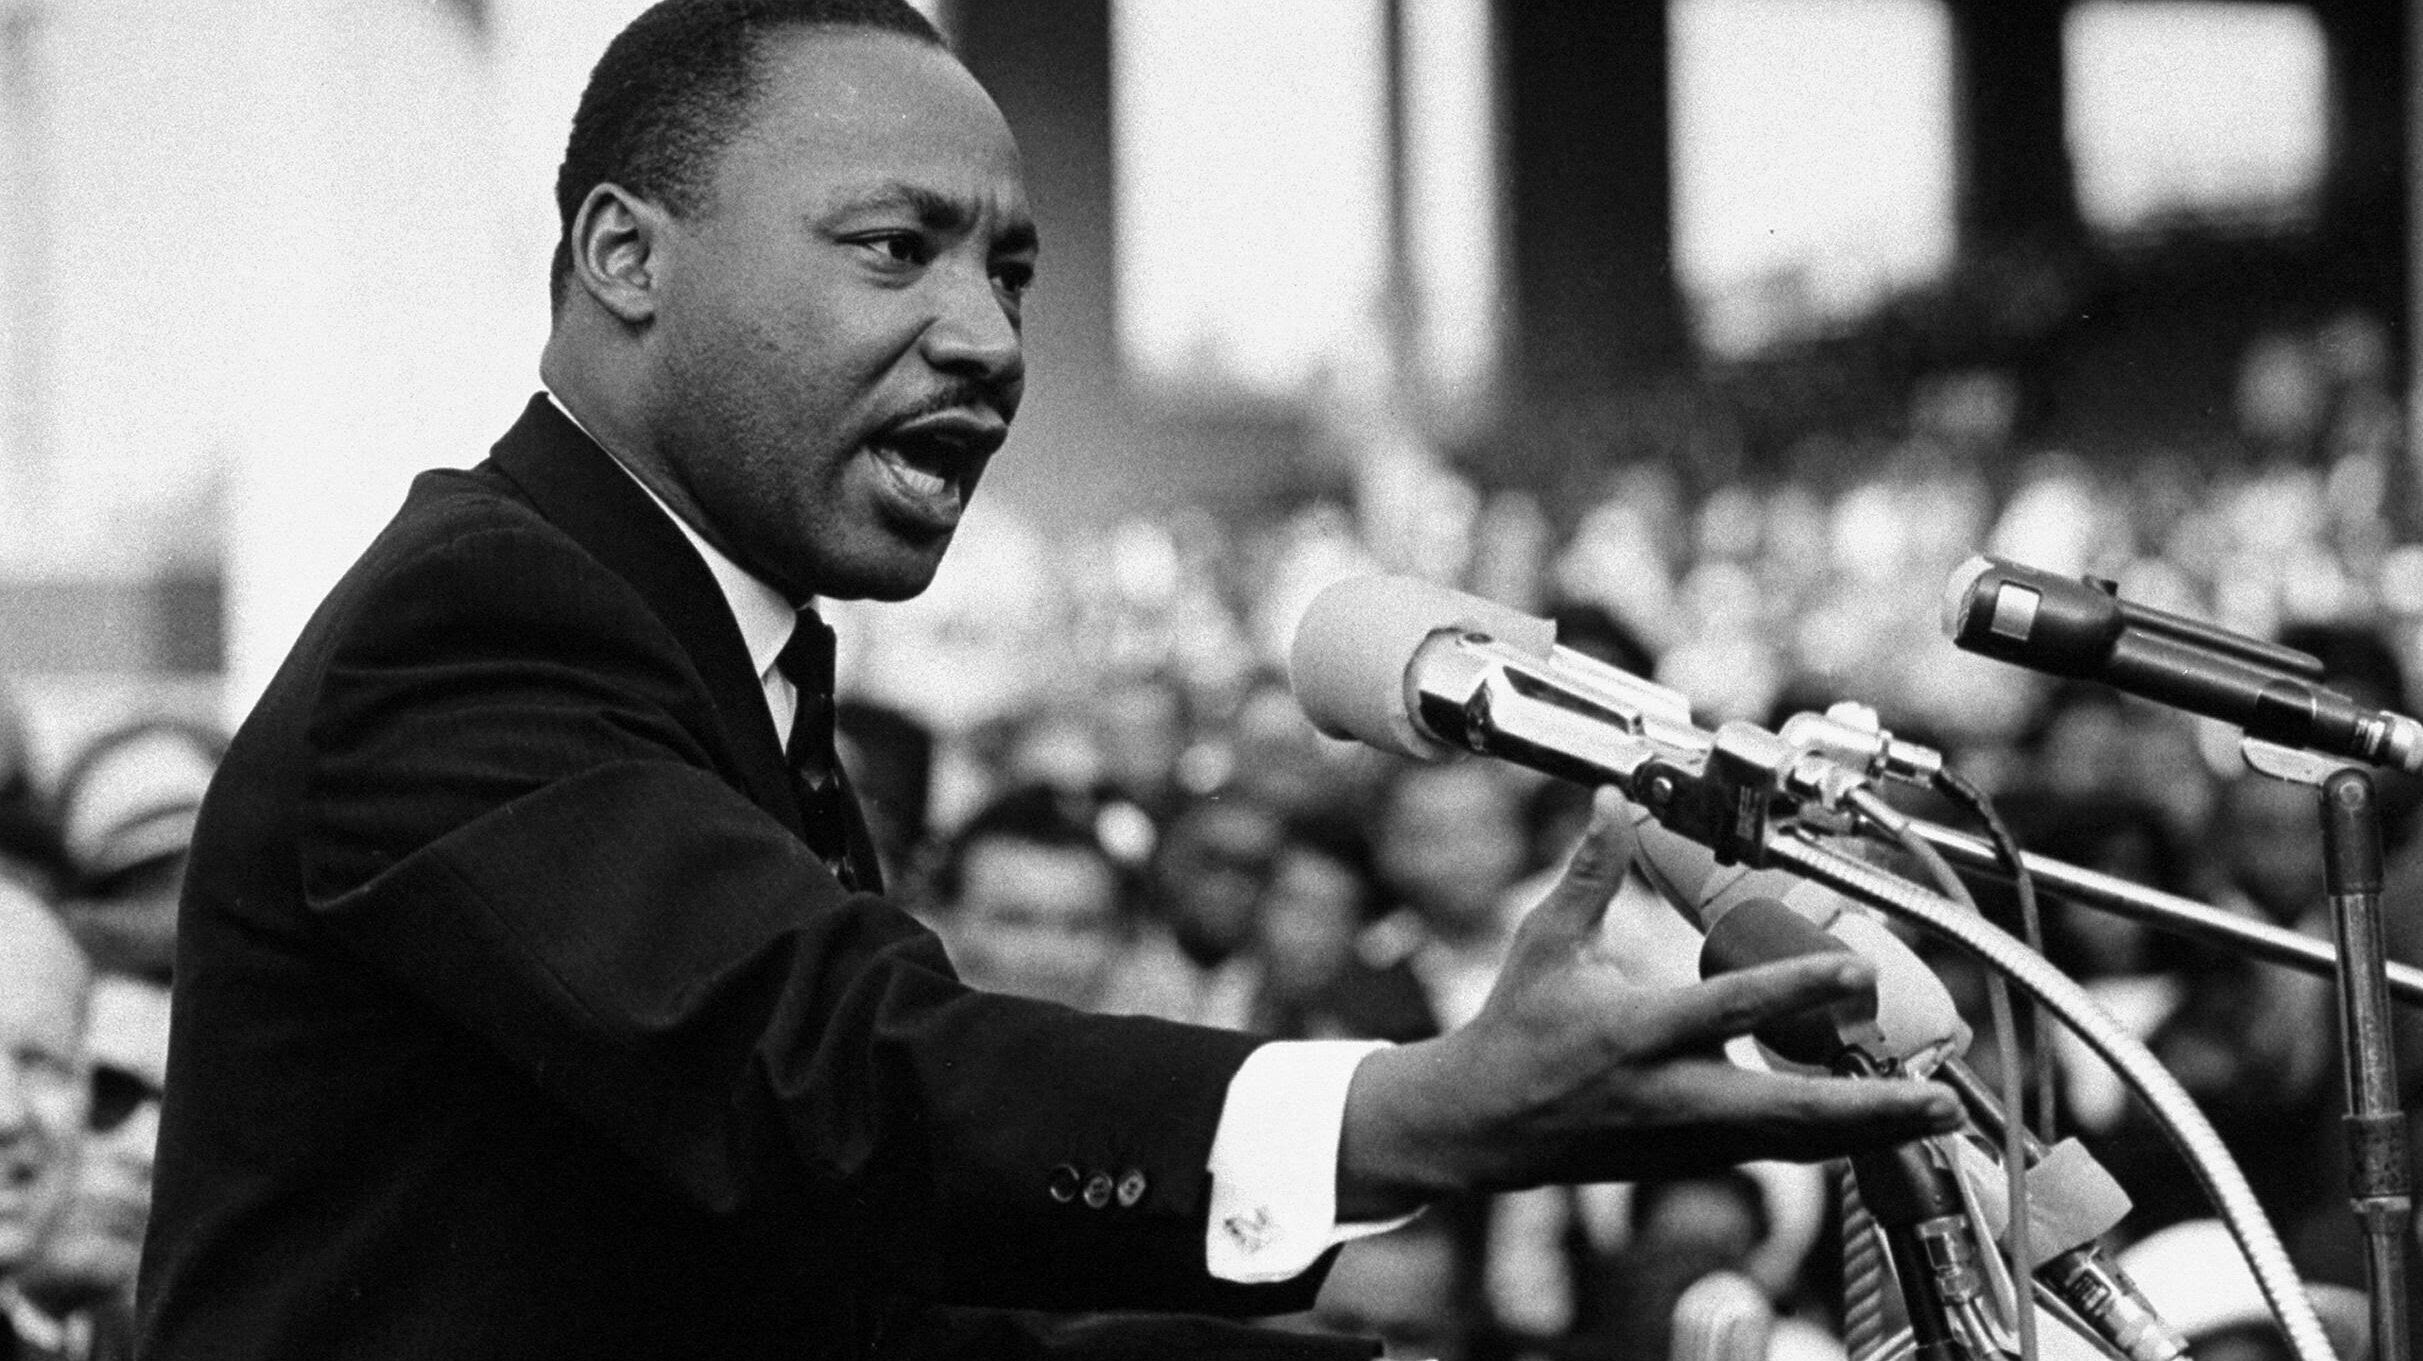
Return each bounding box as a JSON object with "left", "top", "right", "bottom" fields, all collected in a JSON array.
[{"left": 774, "top": 610, "right": 852, "bottom": 876}]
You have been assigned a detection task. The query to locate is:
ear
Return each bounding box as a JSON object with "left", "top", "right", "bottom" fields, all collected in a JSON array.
[{"left": 566, "top": 183, "right": 672, "bottom": 325}]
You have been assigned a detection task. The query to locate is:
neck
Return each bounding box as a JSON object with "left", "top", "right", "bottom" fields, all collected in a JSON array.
[{"left": 540, "top": 337, "right": 791, "bottom": 601}]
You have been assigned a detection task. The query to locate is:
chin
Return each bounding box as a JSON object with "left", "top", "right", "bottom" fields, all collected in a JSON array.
[{"left": 812, "top": 543, "right": 953, "bottom": 603}]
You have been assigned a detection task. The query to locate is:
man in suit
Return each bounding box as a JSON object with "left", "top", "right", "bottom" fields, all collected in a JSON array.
[{"left": 136, "top": 2, "right": 1959, "bottom": 1357}]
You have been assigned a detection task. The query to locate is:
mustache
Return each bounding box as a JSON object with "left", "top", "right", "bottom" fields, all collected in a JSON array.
[{"left": 888, "top": 381, "right": 1014, "bottom": 426}]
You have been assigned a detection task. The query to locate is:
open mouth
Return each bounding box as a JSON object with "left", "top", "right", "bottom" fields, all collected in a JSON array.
[{"left": 865, "top": 411, "right": 1006, "bottom": 529}]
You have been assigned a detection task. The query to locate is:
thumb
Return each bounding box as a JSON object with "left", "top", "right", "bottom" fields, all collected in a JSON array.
[{"left": 1508, "top": 786, "right": 1637, "bottom": 949}]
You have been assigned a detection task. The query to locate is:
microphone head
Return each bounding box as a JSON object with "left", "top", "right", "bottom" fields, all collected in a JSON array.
[
  {"left": 1698, "top": 897, "right": 1968, "bottom": 1074},
  {"left": 1700, "top": 899, "right": 1879, "bottom": 1068},
  {"left": 1941, "top": 553, "right": 1998, "bottom": 647},
  {"left": 1941, "top": 555, "right": 2125, "bottom": 676},
  {"left": 1288, "top": 574, "right": 1556, "bottom": 761}
]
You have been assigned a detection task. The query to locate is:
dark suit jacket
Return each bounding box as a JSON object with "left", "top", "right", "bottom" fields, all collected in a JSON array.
[{"left": 137, "top": 396, "right": 1367, "bottom": 1359}]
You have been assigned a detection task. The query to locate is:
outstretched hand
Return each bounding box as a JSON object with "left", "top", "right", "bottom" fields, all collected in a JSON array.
[{"left": 1336, "top": 788, "right": 1962, "bottom": 1218}]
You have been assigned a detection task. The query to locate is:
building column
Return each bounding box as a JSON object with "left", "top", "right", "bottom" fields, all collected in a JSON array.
[
  {"left": 1947, "top": 0, "right": 2080, "bottom": 253},
  {"left": 951, "top": 0, "right": 1157, "bottom": 525},
  {"left": 1497, "top": 0, "right": 1684, "bottom": 394}
]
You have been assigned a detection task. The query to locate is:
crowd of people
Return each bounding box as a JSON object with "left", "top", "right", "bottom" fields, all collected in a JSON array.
[{"left": 0, "top": 708, "right": 202, "bottom": 1360}]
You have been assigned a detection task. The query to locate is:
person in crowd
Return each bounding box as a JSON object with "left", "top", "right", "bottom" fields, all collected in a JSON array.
[
  {"left": 1217, "top": 669, "right": 1348, "bottom": 820},
  {"left": 1114, "top": 787, "right": 1287, "bottom": 1028},
  {"left": 1365, "top": 761, "right": 1533, "bottom": 1036},
  {"left": 1563, "top": 1168, "right": 1794, "bottom": 1361},
  {"left": 922, "top": 784, "right": 1129, "bottom": 1013},
  {"left": 1246, "top": 807, "right": 1430, "bottom": 1045},
  {"left": 134, "top": 3, "right": 1957, "bottom": 1356},
  {"left": 1088, "top": 670, "right": 1192, "bottom": 825},
  {"left": 2013, "top": 682, "right": 2217, "bottom": 853},
  {"left": 11, "top": 969, "right": 165, "bottom": 1361},
  {"left": 49, "top": 720, "right": 221, "bottom": 983},
  {"left": 0, "top": 881, "right": 95, "bottom": 1359}
]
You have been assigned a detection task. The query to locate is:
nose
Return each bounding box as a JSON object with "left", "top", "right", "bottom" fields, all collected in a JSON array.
[
  {"left": 920, "top": 260, "right": 1024, "bottom": 400},
  {"left": 0, "top": 1060, "right": 30, "bottom": 1134}
]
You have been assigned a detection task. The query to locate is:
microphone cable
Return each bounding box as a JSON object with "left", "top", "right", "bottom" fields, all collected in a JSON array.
[
  {"left": 1929, "top": 763, "right": 2058, "bottom": 1146},
  {"left": 1847, "top": 783, "right": 2039, "bottom": 1361}
]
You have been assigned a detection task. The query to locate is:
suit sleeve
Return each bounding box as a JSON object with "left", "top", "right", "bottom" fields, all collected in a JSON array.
[{"left": 297, "top": 515, "right": 1321, "bottom": 1315}]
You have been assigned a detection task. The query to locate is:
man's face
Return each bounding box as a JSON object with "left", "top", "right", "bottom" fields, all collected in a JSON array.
[
  {"left": 1154, "top": 803, "right": 1280, "bottom": 965},
  {"left": 946, "top": 839, "right": 1122, "bottom": 1010},
  {"left": 646, "top": 29, "right": 1034, "bottom": 603},
  {"left": 0, "top": 918, "right": 87, "bottom": 1272},
  {"left": 27, "top": 975, "right": 167, "bottom": 1303},
  {"left": 1376, "top": 765, "right": 1524, "bottom": 934}
]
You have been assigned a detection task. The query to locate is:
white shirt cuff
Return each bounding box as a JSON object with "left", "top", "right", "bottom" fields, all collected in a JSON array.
[{"left": 1204, "top": 1039, "right": 1416, "bottom": 1284}]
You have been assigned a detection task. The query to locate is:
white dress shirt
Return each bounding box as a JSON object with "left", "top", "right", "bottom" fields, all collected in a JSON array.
[{"left": 546, "top": 391, "right": 1396, "bottom": 1284}]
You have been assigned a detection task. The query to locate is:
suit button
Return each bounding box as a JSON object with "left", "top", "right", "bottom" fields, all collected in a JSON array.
[
  {"left": 1047, "top": 1164, "right": 1081, "bottom": 1204},
  {"left": 1115, "top": 1169, "right": 1148, "bottom": 1208},
  {"left": 1082, "top": 1171, "right": 1115, "bottom": 1209}
]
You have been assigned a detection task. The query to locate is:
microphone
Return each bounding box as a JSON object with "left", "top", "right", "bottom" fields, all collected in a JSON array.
[
  {"left": 1289, "top": 575, "right": 1971, "bottom": 1069},
  {"left": 1702, "top": 900, "right": 2186, "bottom": 1361},
  {"left": 1699, "top": 897, "right": 1968, "bottom": 1077},
  {"left": 1944, "top": 554, "right": 2423, "bottom": 773},
  {"left": 1289, "top": 573, "right": 1714, "bottom": 773}
]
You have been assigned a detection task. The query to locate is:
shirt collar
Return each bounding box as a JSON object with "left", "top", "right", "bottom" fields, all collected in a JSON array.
[{"left": 542, "top": 389, "right": 800, "bottom": 680}]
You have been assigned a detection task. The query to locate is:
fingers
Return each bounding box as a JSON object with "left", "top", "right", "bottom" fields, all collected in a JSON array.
[
  {"left": 1629, "top": 952, "right": 1881, "bottom": 1059},
  {"left": 1629, "top": 1062, "right": 1964, "bottom": 1170},
  {"left": 1509, "top": 788, "right": 1637, "bottom": 947}
]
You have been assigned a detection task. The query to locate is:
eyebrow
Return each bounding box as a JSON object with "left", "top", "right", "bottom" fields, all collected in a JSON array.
[{"left": 834, "top": 183, "right": 1038, "bottom": 254}]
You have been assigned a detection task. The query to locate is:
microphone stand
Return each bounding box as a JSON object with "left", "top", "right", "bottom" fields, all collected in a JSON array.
[
  {"left": 1900, "top": 818, "right": 2423, "bottom": 1009},
  {"left": 2327, "top": 767, "right": 2413, "bottom": 1361},
  {"left": 2240, "top": 742, "right": 2413, "bottom": 1361},
  {"left": 1384, "top": 625, "right": 2340, "bottom": 1360},
  {"left": 1915, "top": 735, "right": 2411, "bottom": 1361}
]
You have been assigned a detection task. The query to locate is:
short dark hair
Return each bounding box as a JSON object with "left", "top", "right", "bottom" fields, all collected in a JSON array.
[
  {"left": 930, "top": 784, "right": 1126, "bottom": 914},
  {"left": 550, "top": 0, "right": 946, "bottom": 309}
]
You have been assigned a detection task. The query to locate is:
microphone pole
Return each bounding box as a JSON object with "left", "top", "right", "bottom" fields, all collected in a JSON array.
[
  {"left": 1898, "top": 817, "right": 2423, "bottom": 1008},
  {"left": 2317, "top": 762, "right": 2410, "bottom": 1361}
]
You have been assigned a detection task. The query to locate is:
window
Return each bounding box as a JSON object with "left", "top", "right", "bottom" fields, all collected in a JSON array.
[
  {"left": 1112, "top": 0, "right": 1501, "bottom": 412},
  {"left": 2065, "top": 1, "right": 2327, "bottom": 234},
  {"left": 1114, "top": 0, "right": 1391, "bottom": 400},
  {"left": 1670, "top": 0, "right": 1956, "bottom": 356}
]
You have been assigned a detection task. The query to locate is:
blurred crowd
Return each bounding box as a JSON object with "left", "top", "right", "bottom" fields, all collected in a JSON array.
[
  {"left": 0, "top": 707, "right": 200, "bottom": 1360},
  {"left": 4, "top": 312, "right": 2418, "bottom": 1358}
]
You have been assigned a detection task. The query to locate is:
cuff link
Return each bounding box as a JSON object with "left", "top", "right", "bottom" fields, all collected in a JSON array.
[{"left": 1046, "top": 1164, "right": 1082, "bottom": 1204}]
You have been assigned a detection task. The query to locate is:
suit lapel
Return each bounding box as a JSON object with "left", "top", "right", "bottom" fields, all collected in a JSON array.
[{"left": 483, "top": 395, "right": 809, "bottom": 832}]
